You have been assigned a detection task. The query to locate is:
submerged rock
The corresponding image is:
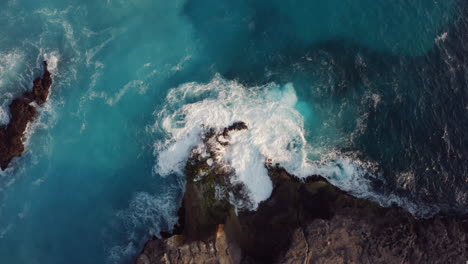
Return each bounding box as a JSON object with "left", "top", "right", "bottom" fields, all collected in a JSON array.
[
  {"left": 136, "top": 122, "right": 468, "bottom": 264},
  {"left": 0, "top": 61, "right": 53, "bottom": 170}
]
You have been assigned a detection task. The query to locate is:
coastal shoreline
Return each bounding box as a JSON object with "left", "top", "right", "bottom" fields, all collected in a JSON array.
[{"left": 136, "top": 122, "right": 468, "bottom": 264}]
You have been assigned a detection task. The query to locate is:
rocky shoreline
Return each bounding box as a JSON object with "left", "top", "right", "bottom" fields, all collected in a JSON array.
[
  {"left": 0, "top": 61, "right": 52, "bottom": 170},
  {"left": 136, "top": 123, "right": 467, "bottom": 264}
]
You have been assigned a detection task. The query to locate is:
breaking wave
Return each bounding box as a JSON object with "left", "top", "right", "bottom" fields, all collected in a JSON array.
[{"left": 154, "top": 76, "right": 411, "bottom": 211}]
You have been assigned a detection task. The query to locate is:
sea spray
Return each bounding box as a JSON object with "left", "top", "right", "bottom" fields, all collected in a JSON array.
[{"left": 155, "top": 75, "right": 384, "bottom": 209}]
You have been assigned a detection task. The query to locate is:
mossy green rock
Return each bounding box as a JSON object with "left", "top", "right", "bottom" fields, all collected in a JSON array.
[{"left": 183, "top": 155, "right": 233, "bottom": 239}]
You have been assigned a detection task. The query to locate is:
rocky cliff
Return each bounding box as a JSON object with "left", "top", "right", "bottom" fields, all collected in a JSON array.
[
  {"left": 0, "top": 61, "right": 52, "bottom": 170},
  {"left": 136, "top": 122, "right": 467, "bottom": 264}
]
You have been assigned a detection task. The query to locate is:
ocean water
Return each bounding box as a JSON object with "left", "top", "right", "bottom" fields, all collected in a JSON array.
[{"left": 0, "top": 0, "right": 466, "bottom": 263}]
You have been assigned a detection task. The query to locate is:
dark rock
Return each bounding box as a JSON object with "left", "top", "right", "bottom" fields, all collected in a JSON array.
[
  {"left": 136, "top": 124, "right": 468, "bottom": 264},
  {"left": 29, "top": 63, "right": 52, "bottom": 105},
  {"left": 0, "top": 61, "right": 53, "bottom": 170},
  {"left": 223, "top": 121, "right": 248, "bottom": 137}
]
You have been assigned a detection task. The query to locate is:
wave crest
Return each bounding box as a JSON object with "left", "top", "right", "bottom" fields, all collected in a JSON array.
[{"left": 154, "top": 76, "right": 387, "bottom": 210}]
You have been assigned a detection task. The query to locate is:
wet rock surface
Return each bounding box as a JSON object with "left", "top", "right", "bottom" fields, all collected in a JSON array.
[
  {"left": 0, "top": 61, "right": 52, "bottom": 170},
  {"left": 136, "top": 122, "right": 468, "bottom": 264}
]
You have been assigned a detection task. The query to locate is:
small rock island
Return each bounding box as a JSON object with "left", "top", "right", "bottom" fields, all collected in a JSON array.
[{"left": 0, "top": 61, "right": 52, "bottom": 170}]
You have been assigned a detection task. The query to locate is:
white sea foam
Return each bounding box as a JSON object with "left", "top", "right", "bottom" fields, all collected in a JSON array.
[
  {"left": 43, "top": 52, "right": 59, "bottom": 74},
  {"left": 435, "top": 32, "right": 448, "bottom": 42},
  {"left": 37, "top": 6, "right": 81, "bottom": 57},
  {"left": 0, "top": 50, "right": 24, "bottom": 90},
  {"left": 0, "top": 93, "right": 14, "bottom": 125},
  {"left": 0, "top": 107, "right": 9, "bottom": 125},
  {"left": 0, "top": 51, "right": 23, "bottom": 77},
  {"left": 23, "top": 98, "right": 59, "bottom": 148},
  {"left": 106, "top": 80, "right": 147, "bottom": 106},
  {"left": 155, "top": 75, "right": 381, "bottom": 209},
  {"left": 107, "top": 190, "right": 179, "bottom": 264},
  {"left": 0, "top": 51, "right": 24, "bottom": 126}
]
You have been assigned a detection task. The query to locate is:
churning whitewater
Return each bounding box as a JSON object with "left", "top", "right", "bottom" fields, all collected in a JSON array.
[{"left": 154, "top": 76, "right": 410, "bottom": 211}]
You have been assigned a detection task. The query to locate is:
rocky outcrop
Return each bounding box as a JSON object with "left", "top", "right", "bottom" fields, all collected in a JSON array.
[
  {"left": 0, "top": 61, "right": 52, "bottom": 170},
  {"left": 136, "top": 122, "right": 468, "bottom": 264}
]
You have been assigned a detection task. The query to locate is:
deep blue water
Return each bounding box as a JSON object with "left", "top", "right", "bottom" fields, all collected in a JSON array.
[{"left": 0, "top": 0, "right": 467, "bottom": 263}]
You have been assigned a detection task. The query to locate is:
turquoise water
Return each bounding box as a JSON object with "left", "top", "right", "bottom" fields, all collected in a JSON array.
[{"left": 0, "top": 0, "right": 466, "bottom": 263}]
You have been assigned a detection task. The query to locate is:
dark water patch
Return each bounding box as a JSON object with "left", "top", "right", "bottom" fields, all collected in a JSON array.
[{"left": 182, "top": 0, "right": 467, "bottom": 216}]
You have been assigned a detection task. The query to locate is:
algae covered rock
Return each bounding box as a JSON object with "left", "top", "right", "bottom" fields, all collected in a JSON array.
[{"left": 182, "top": 123, "right": 253, "bottom": 239}]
